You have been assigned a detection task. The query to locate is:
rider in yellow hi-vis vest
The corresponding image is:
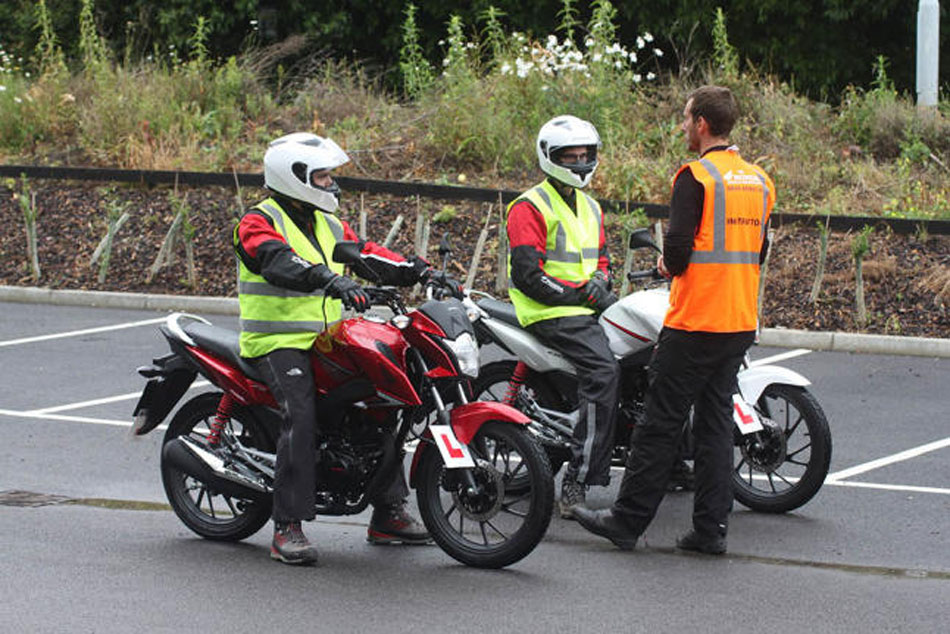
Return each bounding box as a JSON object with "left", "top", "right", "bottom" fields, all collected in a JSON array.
[
  {"left": 234, "top": 197, "right": 345, "bottom": 358},
  {"left": 574, "top": 86, "right": 775, "bottom": 556},
  {"left": 506, "top": 115, "right": 619, "bottom": 519},
  {"left": 234, "top": 132, "right": 456, "bottom": 564}
]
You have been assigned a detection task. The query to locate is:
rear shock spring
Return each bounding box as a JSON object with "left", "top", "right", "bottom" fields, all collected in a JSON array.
[
  {"left": 503, "top": 362, "right": 529, "bottom": 406},
  {"left": 207, "top": 394, "right": 235, "bottom": 446}
]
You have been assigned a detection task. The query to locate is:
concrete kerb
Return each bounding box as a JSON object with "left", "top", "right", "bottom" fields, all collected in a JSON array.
[{"left": 2, "top": 285, "right": 948, "bottom": 358}]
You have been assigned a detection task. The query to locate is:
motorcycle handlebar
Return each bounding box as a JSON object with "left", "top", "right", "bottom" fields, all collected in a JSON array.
[{"left": 627, "top": 267, "right": 663, "bottom": 282}]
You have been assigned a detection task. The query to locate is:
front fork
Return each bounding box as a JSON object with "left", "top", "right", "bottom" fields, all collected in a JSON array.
[{"left": 429, "top": 382, "right": 481, "bottom": 494}]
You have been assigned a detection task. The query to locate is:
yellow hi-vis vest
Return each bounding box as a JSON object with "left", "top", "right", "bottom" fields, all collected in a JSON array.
[
  {"left": 664, "top": 149, "right": 775, "bottom": 332},
  {"left": 507, "top": 180, "right": 602, "bottom": 327},
  {"left": 234, "top": 198, "right": 345, "bottom": 358}
]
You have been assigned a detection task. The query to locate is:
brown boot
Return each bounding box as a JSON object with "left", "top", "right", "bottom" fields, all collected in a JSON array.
[
  {"left": 367, "top": 503, "right": 431, "bottom": 545},
  {"left": 271, "top": 521, "right": 319, "bottom": 565}
]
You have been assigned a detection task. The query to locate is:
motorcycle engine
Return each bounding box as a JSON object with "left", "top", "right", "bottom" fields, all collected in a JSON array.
[{"left": 316, "top": 439, "right": 381, "bottom": 498}]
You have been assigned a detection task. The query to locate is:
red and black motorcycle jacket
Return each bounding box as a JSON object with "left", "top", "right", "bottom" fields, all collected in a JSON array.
[{"left": 235, "top": 192, "right": 427, "bottom": 291}]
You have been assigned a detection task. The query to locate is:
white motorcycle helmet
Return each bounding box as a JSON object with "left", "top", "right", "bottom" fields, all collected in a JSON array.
[
  {"left": 263, "top": 132, "right": 350, "bottom": 213},
  {"left": 536, "top": 115, "right": 602, "bottom": 188}
]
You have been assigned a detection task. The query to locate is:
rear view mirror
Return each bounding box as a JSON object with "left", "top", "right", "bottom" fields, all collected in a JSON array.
[
  {"left": 628, "top": 228, "right": 661, "bottom": 252},
  {"left": 332, "top": 241, "right": 362, "bottom": 264}
]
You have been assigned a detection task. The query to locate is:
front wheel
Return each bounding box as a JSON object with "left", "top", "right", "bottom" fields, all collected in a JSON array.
[
  {"left": 416, "top": 421, "right": 554, "bottom": 568},
  {"left": 732, "top": 384, "right": 832, "bottom": 513}
]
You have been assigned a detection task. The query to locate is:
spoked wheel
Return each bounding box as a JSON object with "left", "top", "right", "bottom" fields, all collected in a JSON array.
[
  {"left": 416, "top": 421, "right": 554, "bottom": 568},
  {"left": 471, "top": 361, "right": 573, "bottom": 477},
  {"left": 161, "top": 392, "right": 276, "bottom": 541},
  {"left": 732, "top": 384, "right": 832, "bottom": 513}
]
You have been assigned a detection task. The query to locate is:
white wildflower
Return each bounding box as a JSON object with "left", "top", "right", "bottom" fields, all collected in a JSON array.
[
  {"left": 593, "top": 53, "right": 603, "bottom": 63},
  {"left": 615, "top": 60, "right": 623, "bottom": 69},
  {"left": 633, "top": 73, "right": 642, "bottom": 83},
  {"left": 637, "top": 37, "right": 645, "bottom": 49},
  {"left": 585, "top": 38, "right": 595, "bottom": 48},
  {"left": 629, "top": 52, "right": 637, "bottom": 63},
  {"left": 500, "top": 62, "right": 512, "bottom": 75},
  {"left": 644, "top": 33, "right": 654, "bottom": 42},
  {"left": 515, "top": 57, "right": 534, "bottom": 78},
  {"left": 647, "top": 72, "right": 656, "bottom": 80},
  {"left": 654, "top": 48, "right": 664, "bottom": 57},
  {"left": 15, "top": 96, "right": 22, "bottom": 103},
  {"left": 0, "top": 85, "right": 6, "bottom": 91}
]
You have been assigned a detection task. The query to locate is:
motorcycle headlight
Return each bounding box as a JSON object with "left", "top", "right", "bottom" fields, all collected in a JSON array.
[{"left": 443, "top": 331, "right": 479, "bottom": 378}]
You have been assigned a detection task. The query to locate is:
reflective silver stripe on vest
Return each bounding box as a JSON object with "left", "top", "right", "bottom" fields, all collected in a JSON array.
[
  {"left": 257, "top": 201, "right": 288, "bottom": 235},
  {"left": 320, "top": 212, "right": 344, "bottom": 241},
  {"left": 689, "top": 159, "right": 762, "bottom": 265},
  {"left": 756, "top": 173, "right": 770, "bottom": 242},
  {"left": 237, "top": 280, "right": 325, "bottom": 298},
  {"left": 531, "top": 185, "right": 600, "bottom": 264},
  {"left": 580, "top": 191, "right": 603, "bottom": 224},
  {"left": 240, "top": 318, "right": 328, "bottom": 333}
]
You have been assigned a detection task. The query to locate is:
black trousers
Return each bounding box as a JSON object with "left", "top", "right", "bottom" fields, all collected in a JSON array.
[
  {"left": 528, "top": 314, "right": 620, "bottom": 486},
  {"left": 613, "top": 327, "right": 754, "bottom": 536},
  {"left": 253, "top": 348, "right": 408, "bottom": 523}
]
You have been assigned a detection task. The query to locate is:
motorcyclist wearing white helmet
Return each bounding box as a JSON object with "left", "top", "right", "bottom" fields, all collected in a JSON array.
[
  {"left": 506, "top": 115, "right": 620, "bottom": 519},
  {"left": 234, "top": 132, "right": 440, "bottom": 565}
]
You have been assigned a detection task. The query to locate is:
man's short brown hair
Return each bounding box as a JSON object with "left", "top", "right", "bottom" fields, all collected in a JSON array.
[{"left": 687, "top": 86, "right": 739, "bottom": 137}]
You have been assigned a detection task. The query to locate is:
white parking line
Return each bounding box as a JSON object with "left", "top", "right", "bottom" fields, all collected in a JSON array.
[
  {"left": 0, "top": 317, "right": 167, "bottom": 348},
  {"left": 26, "top": 380, "right": 211, "bottom": 414},
  {"left": 749, "top": 348, "right": 812, "bottom": 367},
  {"left": 827, "top": 437, "right": 950, "bottom": 482},
  {"left": 0, "top": 408, "right": 132, "bottom": 427},
  {"left": 827, "top": 480, "right": 950, "bottom": 496}
]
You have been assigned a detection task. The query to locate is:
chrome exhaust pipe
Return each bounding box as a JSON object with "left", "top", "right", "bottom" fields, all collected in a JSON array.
[{"left": 162, "top": 436, "right": 271, "bottom": 503}]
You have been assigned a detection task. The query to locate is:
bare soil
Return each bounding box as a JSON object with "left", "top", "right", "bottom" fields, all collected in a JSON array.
[{"left": 0, "top": 181, "right": 947, "bottom": 338}]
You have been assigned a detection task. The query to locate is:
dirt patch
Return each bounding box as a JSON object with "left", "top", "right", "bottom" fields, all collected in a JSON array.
[{"left": 0, "top": 181, "right": 947, "bottom": 339}]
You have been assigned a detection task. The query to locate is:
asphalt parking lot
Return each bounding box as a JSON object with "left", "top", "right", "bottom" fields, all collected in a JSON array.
[{"left": 1, "top": 301, "right": 947, "bottom": 632}]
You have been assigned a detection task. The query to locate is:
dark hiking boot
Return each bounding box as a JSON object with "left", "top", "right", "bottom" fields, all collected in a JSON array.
[
  {"left": 676, "top": 528, "right": 727, "bottom": 555},
  {"left": 573, "top": 507, "right": 641, "bottom": 550},
  {"left": 367, "top": 503, "right": 431, "bottom": 545},
  {"left": 271, "top": 521, "right": 319, "bottom": 565},
  {"left": 559, "top": 467, "right": 587, "bottom": 520}
]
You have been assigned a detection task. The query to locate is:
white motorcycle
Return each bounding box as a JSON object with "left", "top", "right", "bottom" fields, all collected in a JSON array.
[{"left": 466, "top": 228, "right": 831, "bottom": 513}]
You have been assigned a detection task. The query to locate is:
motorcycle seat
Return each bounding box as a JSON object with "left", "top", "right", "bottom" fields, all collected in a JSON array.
[
  {"left": 181, "top": 321, "right": 266, "bottom": 383},
  {"left": 476, "top": 298, "right": 522, "bottom": 328}
]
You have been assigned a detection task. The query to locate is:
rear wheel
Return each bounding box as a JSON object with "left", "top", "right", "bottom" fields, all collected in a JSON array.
[
  {"left": 161, "top": 393, "right": 275, "bottom": 541},
  {"left": 732, "top": 385, "right": 832, "bottom": 513},
  {"left": 416, "top": 421, "right": 554, "bottom": 568}
]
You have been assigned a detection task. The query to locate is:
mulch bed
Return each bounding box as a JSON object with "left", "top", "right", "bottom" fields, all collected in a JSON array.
[{"left": 1, "top": 181, "right": 947, "bottom": 338}]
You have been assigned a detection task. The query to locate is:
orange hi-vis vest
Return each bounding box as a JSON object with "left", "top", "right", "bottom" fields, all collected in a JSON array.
[{"left": 664, "top": 148, "right": 775, "bottom": 333}]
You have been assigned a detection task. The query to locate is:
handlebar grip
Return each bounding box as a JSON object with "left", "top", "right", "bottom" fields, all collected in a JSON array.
[{"left": 627, "top": 267, "right": 661, "bottom": 281}]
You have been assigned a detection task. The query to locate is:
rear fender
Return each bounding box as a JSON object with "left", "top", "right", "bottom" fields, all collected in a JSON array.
[
  {"left": 132, "top": 353, "right": 197, "bottom": 435},
  {"left": 409, "top": 401, "right": 530, "bottom": 487},
  {"left": 737, "top": 364, "right": 810, "bottom": 404}
]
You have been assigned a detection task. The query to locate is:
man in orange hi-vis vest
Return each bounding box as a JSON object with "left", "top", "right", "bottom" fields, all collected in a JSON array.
[{"left": 575, "top": 86, "right": 774, "bottom": 555}]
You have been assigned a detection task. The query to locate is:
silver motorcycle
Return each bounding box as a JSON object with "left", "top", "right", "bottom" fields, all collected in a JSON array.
[{"left": 465, "top": 228, "right": 832, "bottom": 513}]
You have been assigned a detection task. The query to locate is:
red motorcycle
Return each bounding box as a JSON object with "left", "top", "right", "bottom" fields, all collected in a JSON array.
[{"left": 132, "top": 243, "right": 553, "bottom": 569}]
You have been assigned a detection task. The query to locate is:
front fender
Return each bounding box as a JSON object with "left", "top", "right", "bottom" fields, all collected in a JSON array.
[
  {"left": 409, "top": 401, "right": 530, "bottom": 487},
  {"left": 737, "top": 364, "right": 810, "bottom": 403}
]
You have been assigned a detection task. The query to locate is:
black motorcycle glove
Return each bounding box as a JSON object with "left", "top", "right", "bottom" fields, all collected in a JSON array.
[
  {"left": 407, "top": 255, "right": 431, "bottom": 284},
  {"left": 324, "top": 274, "right": 370, "bottom": 312},
  {"left": 425, "top": 269, "right": 464, "bottom": 299},
  {"left": 583, "top": 275, "right": 618, "bottom": 313}
]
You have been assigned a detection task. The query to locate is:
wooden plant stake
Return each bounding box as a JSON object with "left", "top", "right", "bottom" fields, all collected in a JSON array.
[{"left": 466, "top": 204, "right": 493, "bottom": 290}]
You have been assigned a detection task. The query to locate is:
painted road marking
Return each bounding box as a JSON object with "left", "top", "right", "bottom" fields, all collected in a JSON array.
[
  {"left": 26, "top": 380, "right": 211, "bottom": 415},
  {"left": 749, "top": 348, "right": 812, "bottom": 367},
  {"left": 826, "top": 437, "right": 950, "bottom": 482},
  {"left": 0, "top": 317, "right": 167, "bottom": 348}
]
